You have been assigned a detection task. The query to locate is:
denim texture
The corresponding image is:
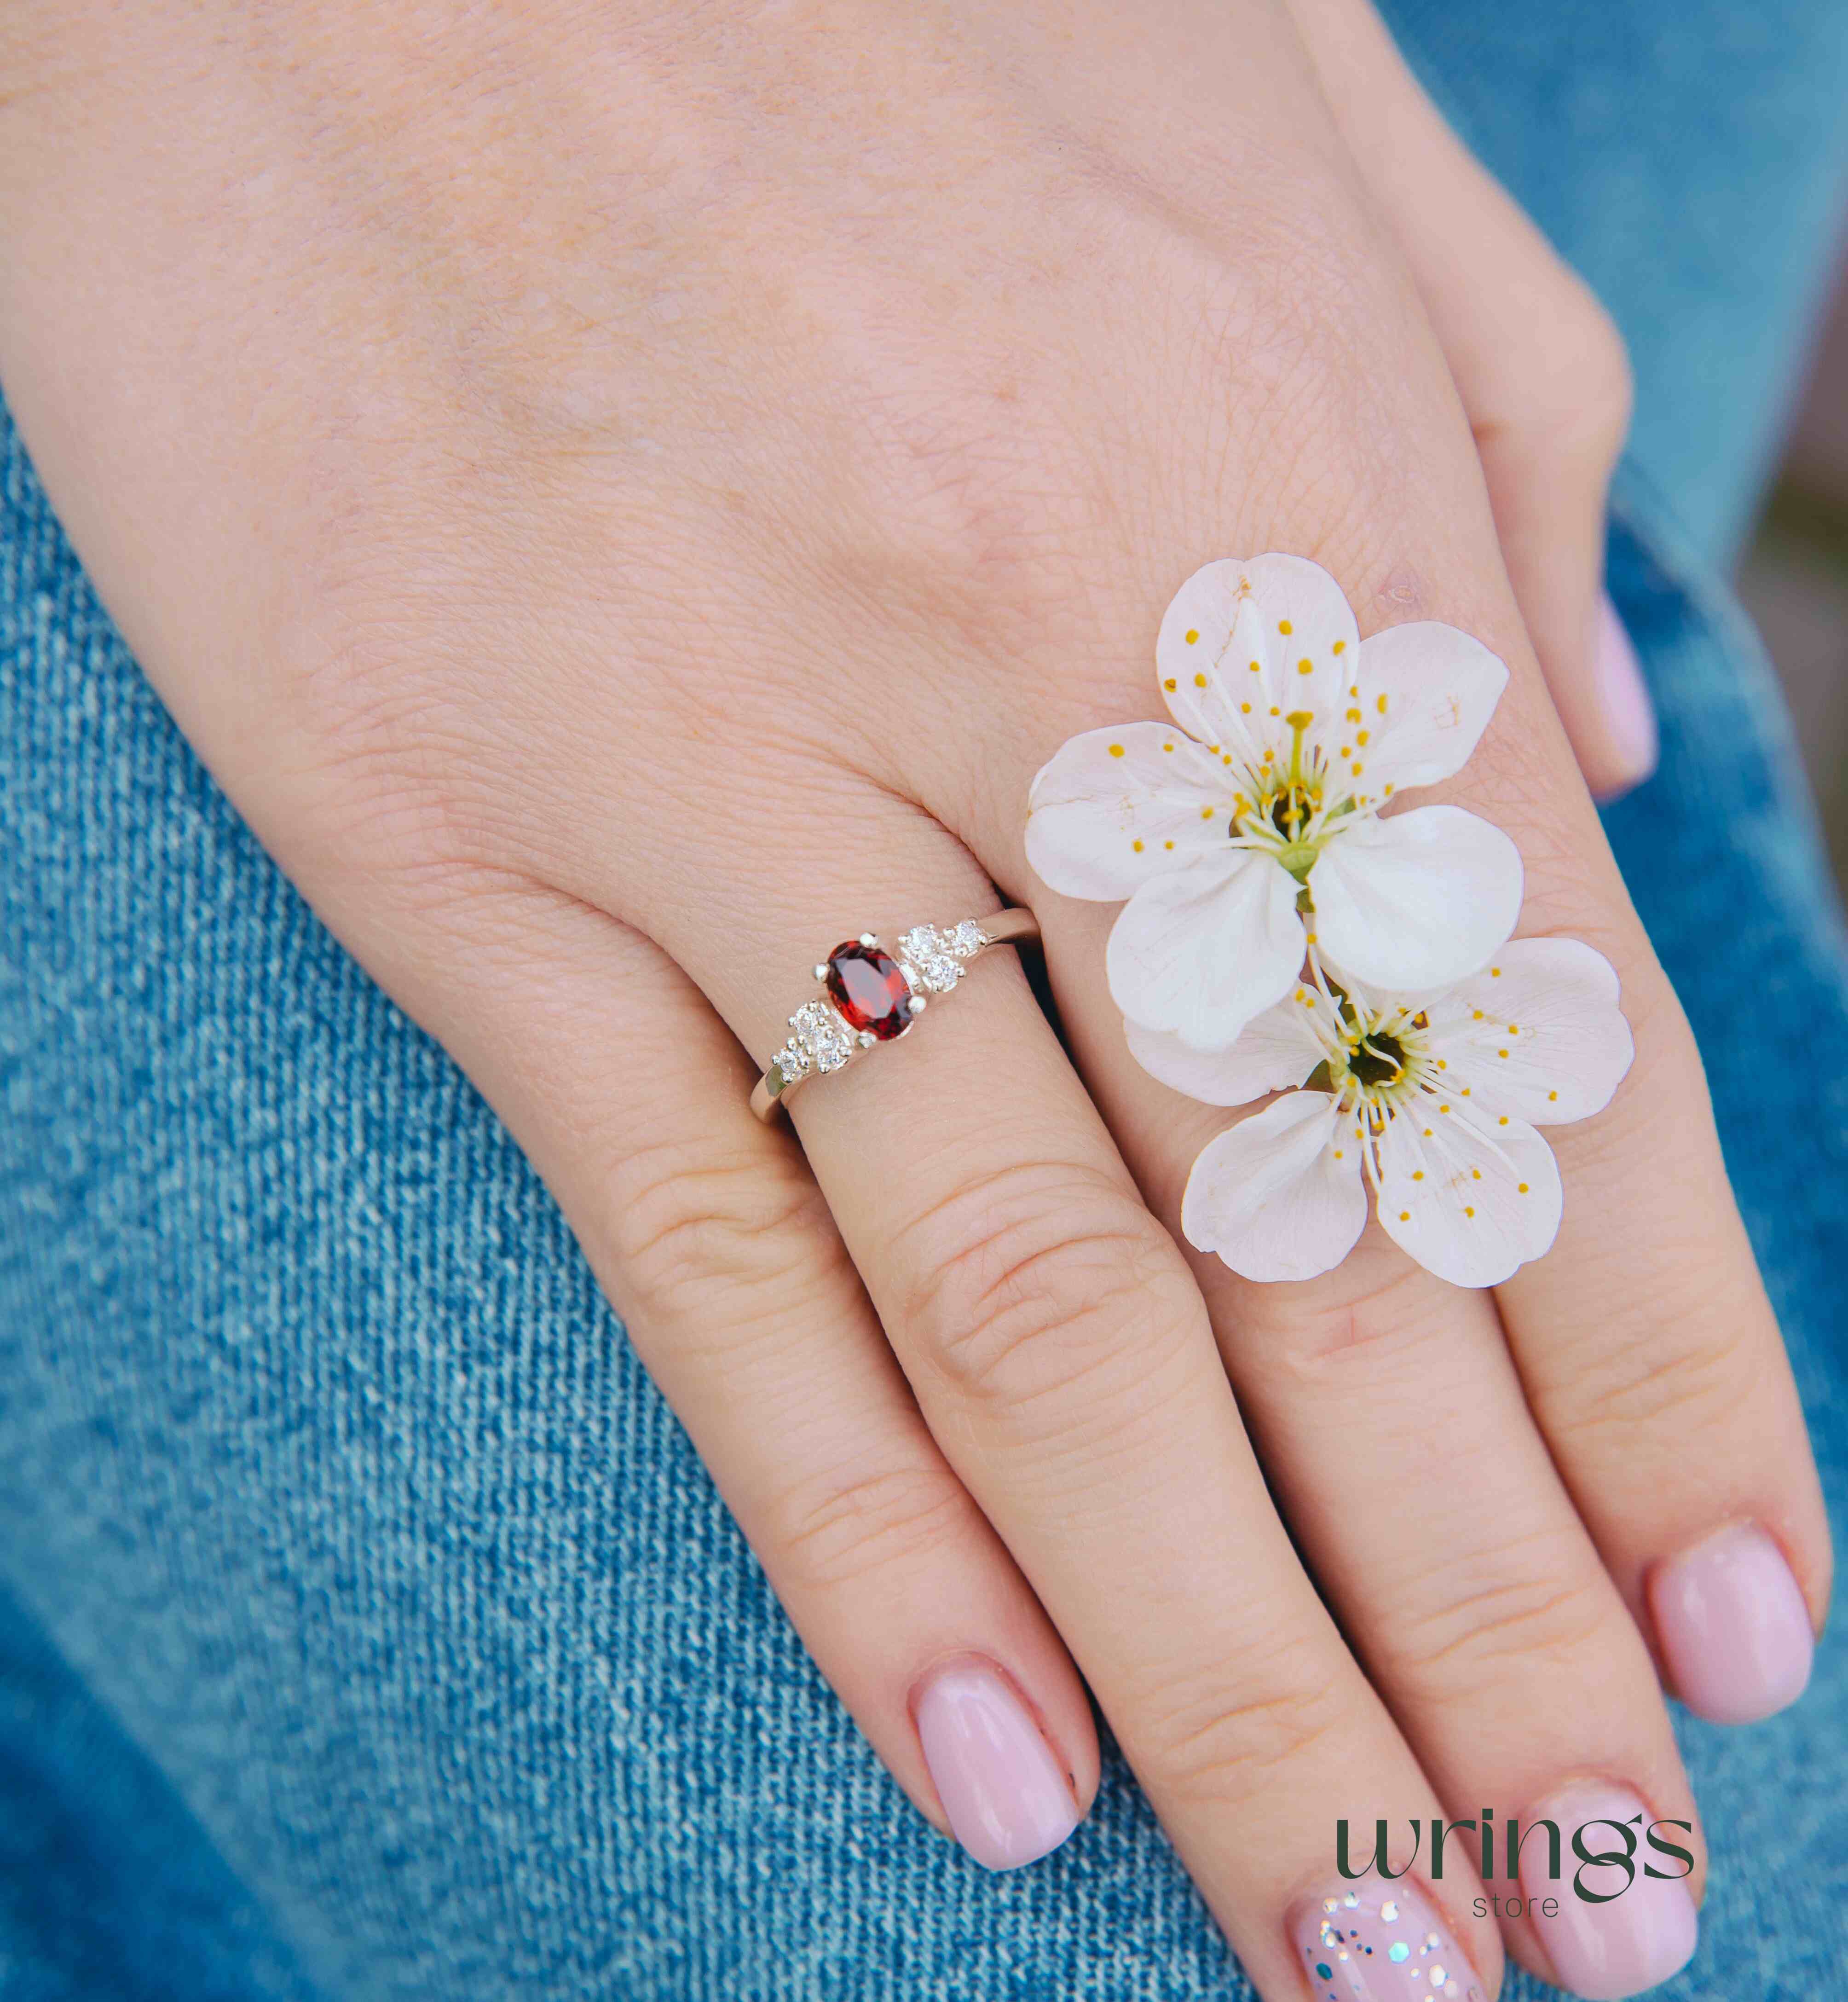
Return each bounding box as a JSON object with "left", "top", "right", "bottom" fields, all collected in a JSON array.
[
  {"left": 2, "top": 6, "right": 1847, "bottom": 2000},
  {"left": 1386, "top": 0, "right": 1848, "bottom": 564}
]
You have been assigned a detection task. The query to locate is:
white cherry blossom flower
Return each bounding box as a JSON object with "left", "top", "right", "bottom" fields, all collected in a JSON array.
[
  {"left": 1128, "top": 937, "right": 1634, "bottom": 1287},
  {"left": 1026, "top": 555, "right": 1523, "bottom": 1049}
]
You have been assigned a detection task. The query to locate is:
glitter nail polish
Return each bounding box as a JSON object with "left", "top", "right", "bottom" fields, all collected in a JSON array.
[{"left": 1288, "top": 1876, "right": 1486, "bottom": 2002}]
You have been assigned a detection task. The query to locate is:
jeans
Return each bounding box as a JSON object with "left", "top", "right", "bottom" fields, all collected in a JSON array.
[{"left": 2, "top": 4, "right": 1846, "bottom": 1997}]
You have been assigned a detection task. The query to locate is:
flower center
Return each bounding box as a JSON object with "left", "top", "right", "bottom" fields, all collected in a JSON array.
[
  {"left": 1317, "top": 996, "right": 1433, "bottom": 1123},
  {"left": 1346, "top": 1032, "right": 1407, "bottom": 1090},
  {"left": 1231, "top": 710, "right": 1331, "bottom": 880}
]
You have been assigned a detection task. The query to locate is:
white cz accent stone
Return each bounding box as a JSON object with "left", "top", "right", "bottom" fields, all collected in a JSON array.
[
  {"left": 950, "top": 920, "right": 985, "bottom": 956},
  {"left": 899, "top": 924, "right": 963, "bottom": 995},
  {"left": 773, "top": 1039, "right": 811, "bottom": 1084},
  {"left": 791, "top": 1000, "right": 854, "bottom": 1073}
]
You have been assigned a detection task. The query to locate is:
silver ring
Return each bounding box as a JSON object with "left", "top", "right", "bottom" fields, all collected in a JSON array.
[{"left": 751, "top": 909, "right": 1040, "bottom": 1121}]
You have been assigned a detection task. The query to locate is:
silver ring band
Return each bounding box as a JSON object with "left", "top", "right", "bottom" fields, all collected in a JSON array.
[{"left": 751, "top": 909, "right": 1040, "bottom": 1122}]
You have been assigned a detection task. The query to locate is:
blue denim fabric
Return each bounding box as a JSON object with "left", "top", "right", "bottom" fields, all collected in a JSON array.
[
  {"left": 2, "top": 6, "right": 1847, "bottom": 1999},
  {"left": 1383, "top": 1, "right": 1848, "bottom": 565}
]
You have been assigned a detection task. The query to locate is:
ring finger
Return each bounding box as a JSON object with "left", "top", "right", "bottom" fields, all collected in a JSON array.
[{"left": 661, "top": 827, "right": 1510, "bottom": 2002}]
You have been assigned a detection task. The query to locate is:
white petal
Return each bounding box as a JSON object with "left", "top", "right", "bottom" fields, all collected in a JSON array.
[
  {"left": 1351, "top": 621, "right": 1508, "bottom": 796},
  {"left": 1126, "top": 989, "right": 1326, "bottom": 1105},
  {"left": 1156, "top": 561, "right": 1274, "bottom": 763},
  {"left": 1106, "top": 849, "right": 1304, "bottom": 1049},
  {"left": 1423, "top": 936, "right": 1634, "bottom": 1125},
  {"left": 1234, "top": 553, "right": 1361, "bottom": 732},
  {"left": 1376, "top": 1102, "right": 1562, "bottom": 1287},
  {"left": 1025, "top": 723, "right": 1227, "bottom": 899},
  {"left": 1182, "top": 1092, "right": 1369, "bottom": 1281},
  {"left": 1158, "top": 555, "right": 1360, "bottom": 757},
  {"left": 1310, "top": 805, "right": 1523, "bottom": 993}
]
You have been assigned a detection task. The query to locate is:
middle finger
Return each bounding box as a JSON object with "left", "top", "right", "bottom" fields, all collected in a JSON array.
[
  {"left": 984, "top": 553, "right": 1705, "bottom": 1989},
  {"left": 1069, "top": 928, "right": 1704, "bottom": 1992}
]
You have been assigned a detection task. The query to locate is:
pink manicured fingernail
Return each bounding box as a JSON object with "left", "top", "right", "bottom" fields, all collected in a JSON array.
[
  {"left": 913, "top": 1660, "right": 1078, "bottom": 1871},
  {"left": 1289, "top": 1875, "right": 1485, "bottom": 2002},
  {"left": 1592, "top": 593, "right": 1658, "bottom": 796},
  {"left": 1650, "top": 1523, "right": 1814, "bottom": 1724},
  {"left": 1521, "top": 1781, "right": 1698, "bottom": 1999}
]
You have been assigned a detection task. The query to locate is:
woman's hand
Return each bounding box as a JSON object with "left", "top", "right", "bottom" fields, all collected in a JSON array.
[{"left": 0, "top": 3, "right": 1823, "bottom": 1997}]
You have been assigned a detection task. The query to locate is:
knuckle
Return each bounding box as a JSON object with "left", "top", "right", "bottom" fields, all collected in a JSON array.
[
  {"left": 606, "top": 1137, "right": 840, "bottom": 1330},
  {"left": 1136, "top": 1649, "right": 1347, "bottom": 1801},
  {"left": 829, "top": 363, "right": 1103, "bottom": 643},
  {"left": 891, "top": 1159, "right": 1201, "bottom": 1419},
  {"left": 814, "top": 205, "right": 1376, "bottom": 670},
  {"left": 770, "top": 1460, "right": 972, "bottom": 1593},
  {"left": 1245, "top": 1252, "right": 1455, "bottom": 1384},
  {"left": 1559, "top": 1293, "right": 1754, "bottom": 1437},
  {"left": 1547, "top": 284, "right": 1632, "bottom": 460},
  {"left": 1484, "top": 274, "right": 1633, "bottom": 481},
  {"left": 1391, "top": 1538, "right": 1611, "bottom": 1685},
  {"left": 1569, "top": 291, "right": 1636, "bottom": 450}
]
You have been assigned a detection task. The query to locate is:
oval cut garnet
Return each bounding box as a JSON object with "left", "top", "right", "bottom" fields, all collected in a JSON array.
[{"left": 824, "top": 941, "right": 915, "bottom": 1041}]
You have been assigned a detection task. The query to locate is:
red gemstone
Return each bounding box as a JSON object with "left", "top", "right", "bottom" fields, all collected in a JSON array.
[{"left": 824, "top": 941, "right": 915, "bottom": 1041}]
